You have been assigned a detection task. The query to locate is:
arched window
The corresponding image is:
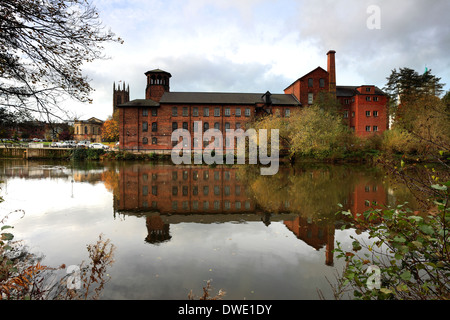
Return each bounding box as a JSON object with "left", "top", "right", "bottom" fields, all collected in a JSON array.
[
  {"left": 143, "top": 137, "right": 148, "bottom": 145},
  {"left": 84, "top": 126, "right": 88, "bottom": 134},
  {"left": 152, "top": 137, "right": 157, "bottom": 145}
]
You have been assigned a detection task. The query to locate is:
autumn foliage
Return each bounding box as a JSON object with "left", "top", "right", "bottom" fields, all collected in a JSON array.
[{"left": 101, "top": 111, "right": 119, "bottom": 142}]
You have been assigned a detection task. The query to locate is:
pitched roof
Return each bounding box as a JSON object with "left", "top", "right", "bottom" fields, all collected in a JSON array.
[
  {"left": 336, "top": 86, "right": 387, "bottom": 97},
  {"left": 159, "top": 92, "right": 300, "bottom": 106},
  {"left": 144, "top": 69, "right": 172, "bottom": 77},
  {"left": 284, "top": 67, "right": 328, "bottom": 90},
  {"left": 117, "top": 99, "right": 160, "bottom": 108}
]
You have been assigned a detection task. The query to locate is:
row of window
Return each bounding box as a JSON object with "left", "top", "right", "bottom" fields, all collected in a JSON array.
[
  {"left": 142, "top": 200, "right": 253, "bottom": 211},
  {"left": 143, "top": 136, "right": 249, "bottom": 147},
  {"left": 350, "top": 126, "right": 379, "bottom": 132},
  {"left": 141, "top": 107, "right": 253, "bottom": 117},
  {"left": 343, "top": 110, "right": 379, "bottom": 118},
  {"left": 308, "top": 78, "right": 326, "bottom": 88},
  {"left": 142, "top": 170, "right": 233, "bottom": 182},
  {"left": 75, "top": 126, "right": 101, "bottom": 135},
  {"left": 143, "top": 184, "right": 244, "bottom": 197},
  {"left": 343, "top": 96, "right": 380, "bottom": 104},
  {"left": 142, "top": 121, "right": 244, "bottom": 133}
]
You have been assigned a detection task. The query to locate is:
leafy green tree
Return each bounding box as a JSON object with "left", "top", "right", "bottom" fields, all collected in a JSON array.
[
  {"left": 333, "top": 181, "right": 450, "bottom": 300},
  {"left": 290, "top": 105, "right": 349, "bottom": 159},
  {"left": 384, "top": 68, "right": 445, "bottom": 105}
]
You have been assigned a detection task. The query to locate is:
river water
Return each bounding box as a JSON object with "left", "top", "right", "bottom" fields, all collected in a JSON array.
[{"left": 0, "top": 159, "right": 419, "bottom": 300}]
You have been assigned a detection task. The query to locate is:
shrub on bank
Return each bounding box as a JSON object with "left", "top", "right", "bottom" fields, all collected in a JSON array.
[{"left": 71, "top": 148, "right": 105, "bottom": 161}]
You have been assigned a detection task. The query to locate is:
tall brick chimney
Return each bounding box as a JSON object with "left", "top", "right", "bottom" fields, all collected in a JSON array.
[{"left": 327, "top": 50, "right": 336, "bottom": 97}]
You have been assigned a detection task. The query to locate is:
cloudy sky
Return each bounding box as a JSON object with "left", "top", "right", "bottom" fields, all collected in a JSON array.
[{"left": 70, "top": 0, "right": 450, "bottom": 120}]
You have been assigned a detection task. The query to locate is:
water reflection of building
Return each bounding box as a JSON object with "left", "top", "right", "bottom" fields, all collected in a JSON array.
[
  {"left": 115, "top": 164, "right": 255, "bottom": 214},
  {"left": 114, "top": 164, "right": 388, "bottom": 265},
  {"left": 284, "top": 217, "right": 335, "bottom": 266}
]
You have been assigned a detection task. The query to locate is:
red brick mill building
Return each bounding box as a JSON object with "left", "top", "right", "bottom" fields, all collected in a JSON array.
[{"left": 116, "top": 50, "right": 389, "bottom": 152}]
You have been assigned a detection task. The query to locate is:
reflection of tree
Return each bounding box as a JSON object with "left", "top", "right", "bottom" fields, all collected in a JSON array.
[
  {"left": 238, "top": 164, "right": 360, "bottom": 220},
  {"left": 101, "top": 169, "right": 119, "bottom": 198}
]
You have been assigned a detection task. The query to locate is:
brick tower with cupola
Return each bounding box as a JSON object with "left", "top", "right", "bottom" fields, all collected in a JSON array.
[{"left": 145, "top": 69, "right": 172, "bottom": 102}]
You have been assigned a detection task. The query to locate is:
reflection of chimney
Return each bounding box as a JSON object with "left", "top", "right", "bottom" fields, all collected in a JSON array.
[{"left": 327, "top": 50, "right": 336, "bottom": 97}]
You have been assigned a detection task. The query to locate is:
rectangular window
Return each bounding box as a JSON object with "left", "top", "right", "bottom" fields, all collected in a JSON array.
[
  {"left": 308, "top": 93, "right": 313, "bottom": 104},
  {"left": 352, "top": 112, "right": 355, "bottom": 118},
  {"left": 152, "top": 122, "right": 157, "bottom": 132},
  {"left": 236, "top": 122, "right": 241, "bottom": 129},
  {"left": 285, "top": 109, "right": 290, "bottom": 117},
  {"left": 214, "top": 108, "right": 220, "bottom": 117},
  {"left": 319, "top": 78, "right": 325, "bottom": 88},
  {"left": 373, "top": 126, "right": 378, "bottom": 132},
  {"left": 308, "top": 78, "right": 313, "bottom": 87},
  {"left": 245, "top": 108, "right": 251, "bottom": 117},
  {"left": 151, "top": 108, "right": 157, "bottom": 116},
  {"left": 225, "top": 108, "right": 231, "bottom": 116},
  {"left": 235, "top": 108, "right": 241, "bottom": 117},
  {"left": 193, "top": 107, "right": 199, "bottom": 117},
  {"left": 366, "top": 96, "right": 371, "bottom": 102},
  {"left": 343, "top": 111, "right": 349, "bottom": 118},
  {"left": 172, "top": 122, "right": 178, "bottom": 132},
  {"left": 373, "top": 97, "right": 379, "bottom": 102},
  {"left": 373, "top": 111, "right": 379, "bottom": 117},
  {"left": 152, "top": 185, "right": 157, "bottom": 195},
  {"left": 225, "top": 122, "right": 230, "bottom": 130},
  {"left": 182, "top": 107, "right": 188, "bottom": 117},
  {"left": 172, "top": 107, "right": 178, "bottom": 116},
  {"left": 366, "top": 126, "right": 371, "bottom": 132},
  {"left": 366, "top": 111, "right": 371, "bottom": 117},
  {"left": 182, "top": 122, "right": 188, "bottom": 130},
  {"left": 142, "top": 122, "right": 148, "bottom": 132},
  {"left": 203, "top": 108, "right": 209, "bottom": 117},
  {"left": 143, "top": 108, "right": 148, "bottom": 116},
  {"left": 366, "top": 87, "right": 371, "bottom": 92}
]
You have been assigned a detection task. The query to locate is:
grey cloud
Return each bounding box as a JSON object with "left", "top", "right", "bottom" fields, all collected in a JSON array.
[{"left": 297, "top": 0, "right": 450, "bottom": 90}]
